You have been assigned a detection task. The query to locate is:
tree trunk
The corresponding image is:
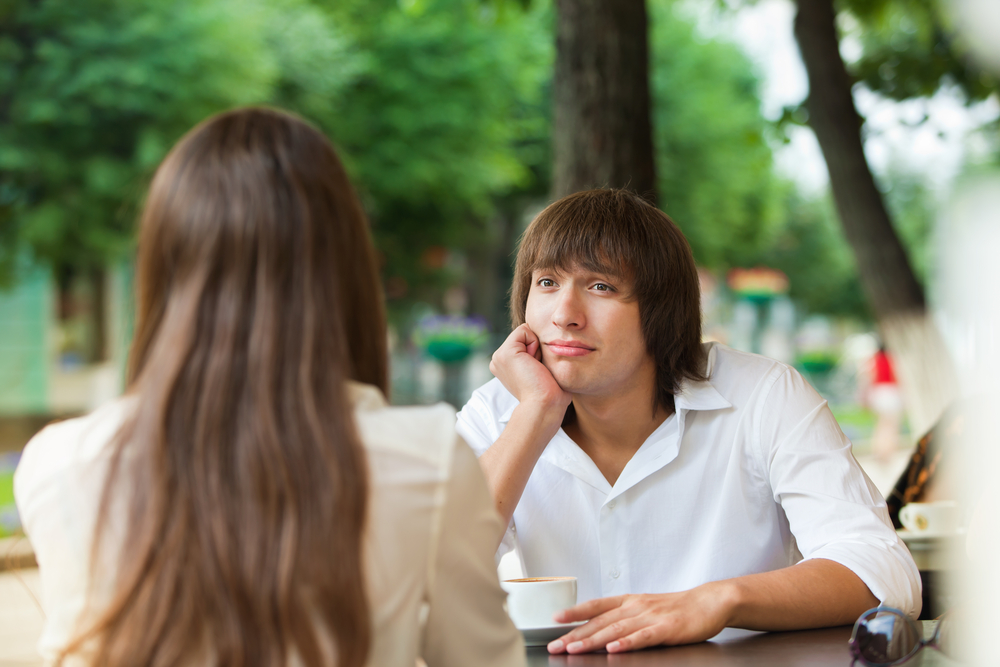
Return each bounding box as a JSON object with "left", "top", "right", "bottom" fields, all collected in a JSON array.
[
  {"left": 794, "top": 0, "right": 956, "bottom": 434},
  {"left": 553, "top": 0, "right": 657, "bottom": 203},
  {"left": 89, "top": 266, "right": 108, "bottom": 363}
]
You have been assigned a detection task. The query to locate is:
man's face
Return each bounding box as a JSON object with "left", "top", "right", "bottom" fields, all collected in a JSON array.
[{"left": 525, "top": 265, "right": 655, "bottom": 398}]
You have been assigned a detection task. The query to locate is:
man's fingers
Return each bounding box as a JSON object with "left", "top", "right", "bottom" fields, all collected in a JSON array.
[
  {"left": 518, "top": 324, "right": 542, "bottom": 360},
  {"left": 554, "top": 595, "right": 624, "bottom": 623},
  {"left": 519, "top": 326, "right": 543, "bottom": 361},
  {"left": 547, "top": 597, "right": 633, "bottom": 653},
  {"left": 563, "top": 617, "right": 650, "bottom": 654},
  {"left": 500, "top": 324, "right": 541, "bottom": 359},
  {"left": 513, "top": 322, "right": 535, "bottom": 343},
  {"left": 550, "top": 606, "right": 627, "bottom": 647},
  {"left": 606, "top": 625, "right": 664, "bottom": 653}
]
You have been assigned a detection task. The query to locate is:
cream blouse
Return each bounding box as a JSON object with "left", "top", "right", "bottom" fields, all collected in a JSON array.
[{"left": 15, "top": 383, "right": 524, "bottom": 666}]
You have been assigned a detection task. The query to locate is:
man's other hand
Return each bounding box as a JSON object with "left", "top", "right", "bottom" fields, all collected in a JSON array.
[
  {"left": 546, "top": 585, "right": 735, "bottom": 654},
  {"left": 545, "top": 560, "right": 879, "bottom": 654},
  {"left": 490, "top": 324, "right": 571, "bottom": 410}
]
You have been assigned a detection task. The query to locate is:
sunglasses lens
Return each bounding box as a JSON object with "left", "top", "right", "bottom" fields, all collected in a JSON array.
[{"left": 853, "top": 609, "right": 921, "bottom": 665}]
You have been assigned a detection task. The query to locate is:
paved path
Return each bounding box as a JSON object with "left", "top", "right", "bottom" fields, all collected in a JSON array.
[{"left": 0, "top": 568, "right": 43, "bottom": 667}]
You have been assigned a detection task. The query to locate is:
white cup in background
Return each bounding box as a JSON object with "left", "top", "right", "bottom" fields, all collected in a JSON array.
[
  {"left": 500, "top": 576, "right": 577, "bottom": 629},
  {"left": 899, "top": 500, "right": 960, "bottom": 535}
]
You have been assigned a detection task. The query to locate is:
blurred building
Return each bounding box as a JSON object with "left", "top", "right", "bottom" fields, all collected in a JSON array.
[{"left": 0, "top": 263, "right": 131, "bottom": 452}]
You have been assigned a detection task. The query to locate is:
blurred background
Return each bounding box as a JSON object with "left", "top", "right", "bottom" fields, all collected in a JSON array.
[{"left": 1, "top": 1, "right": 999, "bottom": 652}]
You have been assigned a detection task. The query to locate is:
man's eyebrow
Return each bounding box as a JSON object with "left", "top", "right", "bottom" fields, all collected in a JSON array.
[
  {"left": 533, "top": 262, "right": 625, "bottom": 275},
  {"left": 580, "top": 264, "right": 626, "bottom": 280}
]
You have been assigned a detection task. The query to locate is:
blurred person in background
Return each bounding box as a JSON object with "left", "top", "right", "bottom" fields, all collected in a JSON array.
[
  {"left": 14, "top": 108, "right": 523, "bottom": 667},
  {"left": 868, "top": 345, "right": 904, "bottom": 464}
]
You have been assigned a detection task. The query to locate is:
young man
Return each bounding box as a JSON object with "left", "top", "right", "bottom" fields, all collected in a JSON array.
[{"left": 456, "top": 189, "right": 920, "bottom": 655}]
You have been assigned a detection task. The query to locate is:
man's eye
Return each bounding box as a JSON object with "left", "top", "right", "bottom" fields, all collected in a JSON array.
[
  {"left": 593, "top": 283, "right": 612, "bottom": 292},
  {"left": 538, "top": 278, "right": 555, "bottom": 287}
]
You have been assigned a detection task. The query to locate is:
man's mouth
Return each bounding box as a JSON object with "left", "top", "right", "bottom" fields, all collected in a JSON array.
[{"left": 545, "top": 339, "right": 596, "bottom": 357}]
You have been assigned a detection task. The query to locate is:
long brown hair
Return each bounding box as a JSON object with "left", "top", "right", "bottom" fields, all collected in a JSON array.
[
  {"left": 511, "top": 188, "right": 706, "bottom": 413},
  {"left": 65, "top": 108, "right": 386, "bottom": 666}
]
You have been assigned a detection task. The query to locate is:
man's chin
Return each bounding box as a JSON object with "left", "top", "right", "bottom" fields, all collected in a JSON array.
[{"left": 547, "top": 369, "right": 589, "bottom": 395}]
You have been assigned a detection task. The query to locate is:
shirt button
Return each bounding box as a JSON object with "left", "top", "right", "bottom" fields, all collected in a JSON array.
[
  {"left": 608, "top": 500, "right": 616, "bottom": 510},
  {"left": 611, "top": 569, "right": 620, "bottom": 579}
]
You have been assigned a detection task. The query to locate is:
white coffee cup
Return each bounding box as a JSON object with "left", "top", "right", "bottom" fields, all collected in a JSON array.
[
  {"left": 899, "top": 500, "right": 960, "bottom": 534},
  {"left": 500, "top": 576, "right": 577, "bottom": 629}
]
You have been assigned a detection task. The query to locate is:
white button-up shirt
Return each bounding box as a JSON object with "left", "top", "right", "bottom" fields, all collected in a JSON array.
[{"left": 457, "top": 343, "right": 921, "bottom": 617}]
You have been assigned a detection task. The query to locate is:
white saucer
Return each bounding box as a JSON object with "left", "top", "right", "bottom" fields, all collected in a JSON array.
[
  {"left": 896, "top": 527, "right": 964, "bottom": 542},
  {"left": 519, "top": 622, "right": 585, "bottom": 647}
]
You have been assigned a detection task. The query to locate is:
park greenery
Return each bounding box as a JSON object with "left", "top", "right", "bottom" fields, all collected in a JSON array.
[{"left": 0, "top": 0, "right": 976, "bottom": 350}]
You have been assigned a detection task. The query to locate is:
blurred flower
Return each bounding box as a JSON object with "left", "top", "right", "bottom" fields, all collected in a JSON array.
[
  {"left": 797, "top": 350, "right": 839, "bottom": 375},
  {"left": 727, "top": 267, "right": 790, "bottom": 304},
  {"left": 413, "top": 315, "right": 489, "bottom": 364}
]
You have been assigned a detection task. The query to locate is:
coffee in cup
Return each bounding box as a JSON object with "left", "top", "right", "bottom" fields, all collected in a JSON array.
[
  {"left": 500, "top": 576, "right": 577, "bottom": 629},
  {"left": 899, "top": 500, "right": 960, "bottom": 534}
]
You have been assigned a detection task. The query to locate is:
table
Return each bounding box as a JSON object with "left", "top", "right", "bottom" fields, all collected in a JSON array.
[
  {"left": 526, "top": 622, "right": 957, "bottom": 666},
  {"left": 897, "top": 530, "right": 964, "bottom": 573}
]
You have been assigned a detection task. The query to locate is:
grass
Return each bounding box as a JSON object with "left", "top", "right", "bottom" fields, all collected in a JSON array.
[
  {"left": 830, "top": 404, "right": 877, "bottom": 454},
  {"left": 0, "top": 455, "right": 20, "bottom": 538},
  {"left": 830, "top": 404, "right": 877, "bottom": 430}
]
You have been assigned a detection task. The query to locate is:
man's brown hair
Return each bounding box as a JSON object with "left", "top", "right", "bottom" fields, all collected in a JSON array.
[{"left": 511, "top": 188, "right": 706, "bottom": 412}]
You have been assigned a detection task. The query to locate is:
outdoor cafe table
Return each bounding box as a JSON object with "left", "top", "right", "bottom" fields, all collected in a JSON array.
[{"left": 526, "top": 622, "right": 958, "bottom": 666}]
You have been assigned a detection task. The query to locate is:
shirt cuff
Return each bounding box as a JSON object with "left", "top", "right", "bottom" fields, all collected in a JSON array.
[{"left": 802, "top": 540, "right": 922, "bottom": 619}]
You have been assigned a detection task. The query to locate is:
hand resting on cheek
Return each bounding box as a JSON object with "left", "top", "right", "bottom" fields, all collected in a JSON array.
[{"left": 489, "top": 323, "right": 572, "bottom": 411}]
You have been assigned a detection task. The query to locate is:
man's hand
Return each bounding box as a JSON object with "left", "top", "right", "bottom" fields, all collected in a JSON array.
[
  {"left": 489, "top": 323, "right": 571, "bottom": 410},
  {"left": 478, "top": 324, "right": 573, "bottom": 533},
  {"left": 546, "top": 560, "right": 879, "bottom": 654},
  {"left": 547, "top": 583, "right": 735, "bottom": 654}
]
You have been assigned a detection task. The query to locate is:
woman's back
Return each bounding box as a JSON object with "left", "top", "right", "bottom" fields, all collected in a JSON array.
[
  {"left": 15, "top": 383, "right": 522, "bottom": 666},
  {"left": 13, "top": 107, "right": 523, "bottom": 666}
]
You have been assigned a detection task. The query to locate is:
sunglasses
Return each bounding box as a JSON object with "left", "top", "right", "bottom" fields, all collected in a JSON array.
[{"left": 849, "top": 606, "right": 958, "bottom": 666}]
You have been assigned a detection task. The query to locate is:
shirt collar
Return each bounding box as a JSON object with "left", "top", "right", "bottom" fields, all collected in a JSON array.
[
  {"left": 674, "top": 342, "right": 732, "bottom": 412},
  {"left": 496, "top": 376, "right": 730, "bottom": 424},
  {"left": 673, "top": 377, "right": 732, "bottom": 412}
]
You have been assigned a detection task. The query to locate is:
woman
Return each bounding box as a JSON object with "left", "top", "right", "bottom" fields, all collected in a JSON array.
[{"left": 14, "top": 108, "right": 523, "bottom": 667}]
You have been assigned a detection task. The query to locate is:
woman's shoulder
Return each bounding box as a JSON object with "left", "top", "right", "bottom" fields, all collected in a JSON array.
[
  {"left": 349, "top": 382, "right": 459, "bottom": 472},
  {"left": 14, "top": 397, "right": 135, "bottom": 510}
]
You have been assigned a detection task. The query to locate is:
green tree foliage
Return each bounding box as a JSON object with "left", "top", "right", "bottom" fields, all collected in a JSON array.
[
  {"left": 319, "top": 0, "right": 552, "bottom": 321},
  {"left": 879, "top": 166, "right": 935, "bottom": 284},
  {"left": 741, "top": 167, "right": 938, "bottom": 322},
  {"left": 1, "top": 0, "right": 553, "bottom": 331},
  {"left": 1, "top": 0, "right": 264, "bottom": 281},
  {"left": 838, "top": 0, "right": 995, "bottom": 296},
  {"left": 845, "top": 0, "right": 998, "bottom": 103},
  {"left": 749, "top": 191, "right": 870, "bottom": 319},
  {"left": 649, "top": 1, "right": 782, "bottom": 269},
  {"left": 2, "top": 0, "right": 904, "bottom": 332},
  {"left": 0, "top": 0, "right": 359, "bottom": 283}
]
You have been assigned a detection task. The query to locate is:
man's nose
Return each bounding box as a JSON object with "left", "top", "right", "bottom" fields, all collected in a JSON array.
[{"left": 552, "top": 288, "right": 585, "bottom": 329}]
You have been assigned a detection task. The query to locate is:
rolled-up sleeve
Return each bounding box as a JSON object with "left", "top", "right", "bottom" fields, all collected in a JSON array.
[
  {"left": 455, "top": 393, "right": 498, "bottom": 458},
  {"left": 758, "top": 367, "right": 922, "bottom": 618},
  {"left": 455, "top": 389, "right": 518, "bottom": 562}
]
